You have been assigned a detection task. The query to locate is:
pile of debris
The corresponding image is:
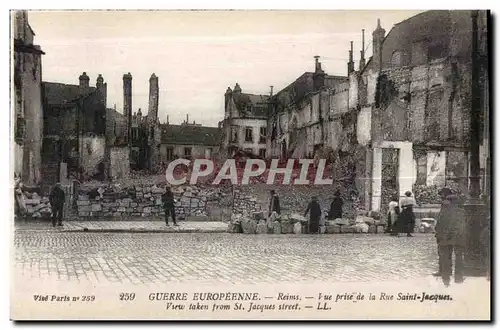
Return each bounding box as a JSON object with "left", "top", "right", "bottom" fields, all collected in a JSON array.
[
  {"left": 14, "top": 175, "right": 52, "bottom": 219},
  {"left": 321, "top": 211, "right": 386, "bottom": 234},
  {"left": 227, "top": 210, "right": 388, "bottom": 235},
  {"left": 228, "top": 212, "right": 309, "bottom": 234},
  {"left": 23, "top": 193, "right": 52, "bottom": 219}
]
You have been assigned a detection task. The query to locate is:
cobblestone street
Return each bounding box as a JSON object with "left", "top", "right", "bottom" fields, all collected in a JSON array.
[{"left": 14, "top": 231, "right": 440, "bottom": 285}]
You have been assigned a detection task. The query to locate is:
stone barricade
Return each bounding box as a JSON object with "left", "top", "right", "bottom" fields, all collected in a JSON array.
[
  {"left": 76, "top": 184, "right": 228, "bottom": 219},
  {"left": 227, "top": 210, "right": 395, "bottom": 235}
]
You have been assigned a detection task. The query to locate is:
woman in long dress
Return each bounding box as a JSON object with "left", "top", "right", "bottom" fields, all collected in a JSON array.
[
  {"left": 328, "top": 190, "right": 343, "bottom": 220},
  {"left": 400, "top": 191, "right": 417, "bottom": 237},
  {"left": 387, "top": 194, "right": 400, "bottom": 235}
]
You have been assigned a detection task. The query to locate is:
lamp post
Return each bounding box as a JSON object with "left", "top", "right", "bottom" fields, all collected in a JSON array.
[{"left": 464, "top": 10, "right": 486, "bottom": 276}]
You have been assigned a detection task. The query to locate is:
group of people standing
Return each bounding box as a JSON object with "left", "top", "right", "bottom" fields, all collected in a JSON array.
[
  {"left": 386, "top": 191, "right": 417, "bottom": 237},
  {"left": 268, "top": 189, "right": 344, "bottom": 234}
]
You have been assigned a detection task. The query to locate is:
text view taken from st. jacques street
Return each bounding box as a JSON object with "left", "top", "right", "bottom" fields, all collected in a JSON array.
[{"left": 11, "top": 10, "right": 491, "bottom": 320}]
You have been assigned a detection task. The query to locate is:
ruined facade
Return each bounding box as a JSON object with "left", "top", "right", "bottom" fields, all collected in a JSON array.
[
  {"left": 221, "top": 10, "right": 490, "bottom": 213},
  {"left": 126, "top": 73, "right": 162, "bottom": 172},
  {"left": 106, "top": 73, "right": 219, "bottom": 176},
  {"left": 357, "top": 11, "right": 490, "bottom": 212},
  {"left": 42, "top": 72, "right": 107, "bottom": 184},
  {"left": 269, "top": 58, "right": 350, "bottom": 160},
  {"left": 220, "top": 83, "right": 270, "bottom": 158},
  {"left": 13, "top": 10, "right": 45, "bottom": 185}
]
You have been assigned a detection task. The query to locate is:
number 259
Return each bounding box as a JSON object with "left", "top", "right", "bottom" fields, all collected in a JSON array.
[{"left": 119, "top": 293, "right": 136, "bottom": 301}]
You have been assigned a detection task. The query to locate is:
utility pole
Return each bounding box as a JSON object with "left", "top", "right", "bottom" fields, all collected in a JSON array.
[{"left": 464, "top": 10, "right": 486, "bottom": 275}]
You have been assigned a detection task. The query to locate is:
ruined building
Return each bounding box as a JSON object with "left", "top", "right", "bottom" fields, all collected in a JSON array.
[
  {"left": 220, "top": 83, "right": 271, "bottom": 158},
  {"left": 106, "top": 73, "right": 162, "bottom": 174},
  {"left": 42, "top": 72, "right": 107, "bottom": 184},
  {"left": 359, "top": 11, "right": 490, "bottom": 212},
  {"left": 13, "top": 10, "right": 45, "bottom": 185},
  {"left": 221, "top": 10, "right": 490, "bottom": 213},
  {"left": 107, "top": 73, "right": 221, "bottom": 177}
]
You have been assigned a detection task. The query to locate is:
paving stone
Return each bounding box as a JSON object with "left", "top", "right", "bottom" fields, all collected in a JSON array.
[{"left": 13, "top": 230, "right": 438, "bottom": 285}]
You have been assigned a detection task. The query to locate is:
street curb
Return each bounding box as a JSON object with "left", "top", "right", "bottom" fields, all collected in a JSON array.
[{"left": 62, "top": 228, "right": 228, "bottom": 234}]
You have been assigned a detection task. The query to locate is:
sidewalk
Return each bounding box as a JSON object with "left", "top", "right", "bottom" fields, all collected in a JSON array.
[{"left": 14, "top": 220, "right": 229, "bottom": 233}]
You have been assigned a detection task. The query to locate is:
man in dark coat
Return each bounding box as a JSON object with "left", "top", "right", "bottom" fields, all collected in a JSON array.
[
  {"left": 304, "top": 196, "right": 322, "bottom": 234},
  {"left": 268, "top": 190, "right": 281, "bottom": 217},
  {"left": 328, "top": 189, "right": 343, "bottom": 220},
  {"left": 162, "top": 187, "right": 178, "bottom": 226},
  {"left": 435, "top": 188, "right": 465, "bottom": 286},
  {"left": 49, "top": 183, "right": 65, "bottom": 227}
]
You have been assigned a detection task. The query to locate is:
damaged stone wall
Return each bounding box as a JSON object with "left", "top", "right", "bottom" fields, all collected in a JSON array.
[
  {"left": 109, "top": 146, "right": 130, "bottom": 180},
  {"left": 372, "top": 59, "right": 470, "bottom": 146},
  {"left": 357, "top": 107, "right": 372, "bottom": 146},
  {"left": 75, "top": 184, "right": 228, "bottom": 219},
  {"left": 80, "top": 135, "right": 106, "bottom": 178}
]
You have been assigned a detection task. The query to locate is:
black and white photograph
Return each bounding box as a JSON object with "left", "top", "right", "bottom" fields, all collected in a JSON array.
[{"left": 10, "top": 9, "right": 491, "bottom": 320}]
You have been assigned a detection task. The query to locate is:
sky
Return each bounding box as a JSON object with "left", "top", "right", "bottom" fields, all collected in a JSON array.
[{"left": 28, "top": 10, "right": 423, "bottom": 127}]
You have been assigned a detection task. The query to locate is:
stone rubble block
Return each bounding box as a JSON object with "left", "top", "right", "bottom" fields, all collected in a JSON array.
[
  {"left": 273, "top": 221, "right": 281, "bottom": 234},
  {"left": 293, "top": 222, "right": 302, "bottom": 234},
  {"left": 281, "top": 221, "right": 294, "bottom": 234},
  {"left": 256, "top": 221, "right": 268, "bottom": 234},
  {"left": 326, "top": 225, "right": 341, "bottom": 234}
]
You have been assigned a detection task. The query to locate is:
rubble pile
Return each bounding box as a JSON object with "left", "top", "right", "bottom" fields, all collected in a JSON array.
[
  {"left": 227, "top": 210, "right": 388, "bottom": 235},
  {"left": 228, "top": 211, "right": 309, "bottom": 234},
  {"left": 76, "top": 184, "right": 227, "bottom": 219},
  {"left": 23, "top": 193, "right": 52, "bottom": 219}
]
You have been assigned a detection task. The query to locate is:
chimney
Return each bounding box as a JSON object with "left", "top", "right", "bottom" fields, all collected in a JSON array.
[
  {"left": 270, "top": 85, "right": 274, "bottom": 97},
  {"left": 186, "top": 114, "right": 189, "bottom": 124},
  {"left": 233, "top": 83, "right": 242, "bottom": 94},
  {"left": 313, "top": 56, "right": 325, "bottom": 91},
  {"left": 372, "top": 19, "right": 386, "bottom": 71},
  {"left": 96, "top": 74, "right": 104, "bottom": 89},
  {"left": 224, "top": 87, "right": 232, "bottom": 114},
  {"left": 359, "top": 29, "right": 366, "bottom": 70},
  {"left": 148, "top": 73, "right": 159, "bottom": 124},
  {"left": 123, "top": 72, "right": 133, "bottom": 143},
  {"left": 79, "top": 72, "right": 90, "bottom": 93},
  {"left": 348, "top": 41, "right": 355, "bottom": 75}
]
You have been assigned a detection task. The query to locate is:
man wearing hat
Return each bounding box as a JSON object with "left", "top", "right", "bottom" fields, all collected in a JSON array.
[
  {"left": 49, "top": 183, "right": 65, "bottom": 227},
  {"left": 435, "top": 187, "right": 465, "bottom": 286},
  {"left": 162, "top": 186, "right": 178, "bottom": 226}
]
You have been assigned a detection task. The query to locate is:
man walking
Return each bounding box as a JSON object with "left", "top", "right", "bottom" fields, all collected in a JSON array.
[
  {"left": 435, "top": 187, "right": 466, "bottom": 286},
  {"left": 268, "top": 190, "right": 281, "bottom": 217},
  {"left": 162, "top": 186, "right": 178, "bottom": 226},
  {"left": 49, "top": 183, "right": 65, "bottom": 227}
]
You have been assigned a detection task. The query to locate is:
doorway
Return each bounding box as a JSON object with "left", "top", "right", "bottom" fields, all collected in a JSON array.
[{"left": 381, "top": 148, "right": 400, "bottom": 215}]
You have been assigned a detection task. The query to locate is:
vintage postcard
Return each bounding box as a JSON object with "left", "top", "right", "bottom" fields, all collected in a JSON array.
[{"left": 10, "top": 9, "right": 491, "bottom": 320}]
